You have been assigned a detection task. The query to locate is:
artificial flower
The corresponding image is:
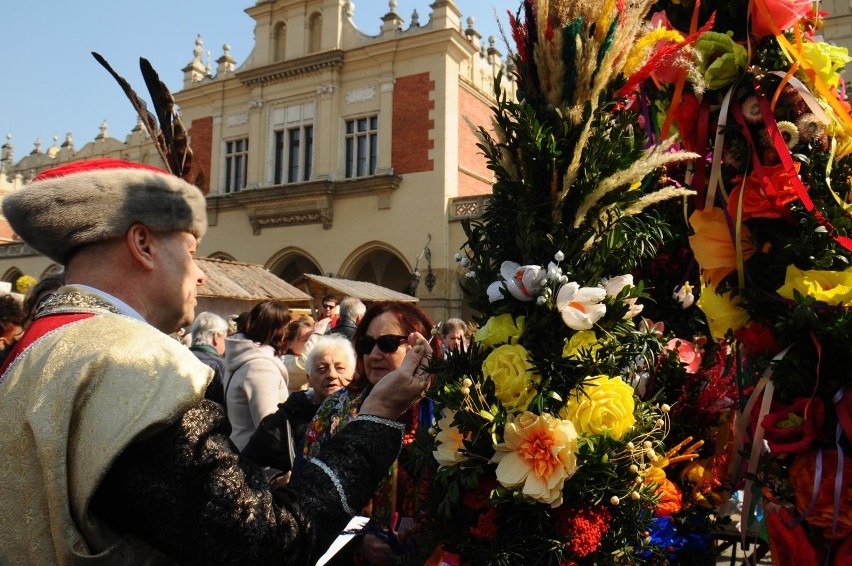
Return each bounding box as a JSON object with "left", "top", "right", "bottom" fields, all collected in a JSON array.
[
  {"left": 556, "top": 282, "right": 607, "bottom": 330},
  {"left": 672, "top": 93, "right": 702, "bottom": 151},
  {"left": 749, "top": 0, "right": 813, "bottom": 39},
  {"left": 474, "top": 313, "right": 525, "bottom": 348},
  {"left": 800, "top": 41, "right": 852, "bottom": 89},
  {"left": 734, "top": 321, "right": 782, "bottom": 356},
  {"left": 639, "top": 318, "right": 666, "bottom": 337},
  {"left": 433, "top": 410, "right": 468, "bottom": 467},
  {"left": 562, "top": 375, "right": 636, "bottom": 440},
  {"left": 789, "top": 449, "right": 852, "bottom": 538},
  {"left": 694, "top": 32, "right": 749, "bottom": 90},
  {"left": 487, "top": 261, "right": 547, "bottom": 302},
  {"left": 727, "top": 162, "right": 803, "bottom": 222},
  {"left": 469, "top": 508, "right": 498, "bottom": 541},
  {"left": 673, "top": 282, "right": 695, "bottom": 308},
  {"left": 562, "top": 330, "right": 601, "bottom": 360},
  {"left": 688, "top": 207, "right": 755, "bottom": 284},
  {"left": 653, "top": 477, "right": 684, "bottom": 517},
  {"left": 603, "top": 274, "right": 643, "bottom": 318},
  {"left": 764, "top": 505, "right": 820, "bottom": 566},
  {"left": 482, "top": 344, "right": 539, "bottom": 413},
  {"left": 695, "top": 279, "right": 748, "bottom": 341},
  {"left": 665, "top": 338, "right": 703, "bottom": 374},
  {"left": 760, "top": 397, "right": 825, "bottom": 453},
  {"left": 492, "top": 411, "right": 579, "bottom": 506},
  {"left": 777, "top": 265, "right": 852, "bottom": 305}
]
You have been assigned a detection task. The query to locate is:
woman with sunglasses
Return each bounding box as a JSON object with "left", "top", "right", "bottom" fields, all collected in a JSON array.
[{"left": 303, "top": 301, "right": 435, "bottom": 566}]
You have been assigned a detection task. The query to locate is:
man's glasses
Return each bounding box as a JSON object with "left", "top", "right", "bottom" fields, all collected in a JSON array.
[
  {"left": 356, "top": 334, "right": 408, "bottom": 356},
  {"left": 322, "top": 303, "right": 335, "bottom": 310}
]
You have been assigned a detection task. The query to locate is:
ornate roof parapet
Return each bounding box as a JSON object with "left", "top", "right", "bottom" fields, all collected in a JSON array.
[
  {"left": 183, "top": 34, "right": 213, "bottom": 87},
  {"left": 216, "top": 44, "right": 236, "bottom": 76}
]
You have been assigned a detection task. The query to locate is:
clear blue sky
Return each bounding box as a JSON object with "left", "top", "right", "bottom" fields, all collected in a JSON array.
[{"left": 1, "top": 1, "right": 511, "bottom": 156}]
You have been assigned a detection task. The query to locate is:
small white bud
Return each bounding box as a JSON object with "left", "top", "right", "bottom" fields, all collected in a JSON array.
[{"left": 554, "top": 251, "right": 565, "bottom": 262}]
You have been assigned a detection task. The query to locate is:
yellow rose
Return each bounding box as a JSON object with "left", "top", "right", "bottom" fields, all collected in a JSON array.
[
  {"left": 475, "top": 314, "right": 525, "bottom": 349},
  {"left": 563, "top": 330, "right": 601, "bottom": 360},
  {"left": 777, "top": 265, "right": 852, "bottom": 306},
  {"left": 695, "top": 278, "right": 748, "bottom": 342},
  {"left": 482, "top": 344, "right": 539, "bottom": 413},
  {"left": 562, "top": 375, "right": 635, "bottom": 440}
]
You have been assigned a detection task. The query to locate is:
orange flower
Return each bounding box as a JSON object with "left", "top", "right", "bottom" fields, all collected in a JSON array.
[
  {"left": 726, "top": 163, "right": 803, "bottom": 222},
  {"left": 688, "top": 208, "right": 755, "bottom": 285},
  {"left": 492, "top": 412, "right": 578, "bottom": 507},
  {"left": 789, "top": 449, "right": 852, "bottom": 538},
  {"left": 653, "top": 477, "right": 684, "bottom": 517}
]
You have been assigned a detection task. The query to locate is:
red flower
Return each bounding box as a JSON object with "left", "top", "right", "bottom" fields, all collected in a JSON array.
[
  {"left": 726, "top": 162, "right": 803, "bottom": 222},
  {"left": 555, "top": 505, "right": 612, "bottom": 558},
  {"left": 761, "top": 397, "right": 825, "bottom": 454},
  {"left": 469, "top": 508, "right": 498, "bottom": 541},
  {"left": 462, "top": 478, "right": 499, "bottom": 511},
  {"left": 734, "top": 322, "right": 782, "bottom": 356},
  {"left": 673, "top": 93, "right": 702, "bottom": 152}
]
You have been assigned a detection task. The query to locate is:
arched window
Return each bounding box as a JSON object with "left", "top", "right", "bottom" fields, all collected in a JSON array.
[
  {"left": 340, "top": 243, "right": 412, "bottom": 294},
  {"left": 308, "top": 12, "right": 322, "bottom": 53},
  {"left": 273, "top": 21, "right": 287, "bottom": 61},
  {"left": 266, "top": 248, "right": 322, "bottom": 285}
]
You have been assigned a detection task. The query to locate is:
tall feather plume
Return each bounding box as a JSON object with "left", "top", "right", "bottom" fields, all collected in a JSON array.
[{"left": 92, "top": 52, "right": 193, "bottom": 181}]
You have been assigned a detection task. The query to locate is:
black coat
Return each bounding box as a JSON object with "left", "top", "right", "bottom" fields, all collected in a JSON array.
[
  {"left": 190, "top": 344, "right": 227, "bottom": 406},
  {"left": 240, "top": 391, "right": 320, "bottom": 473}
]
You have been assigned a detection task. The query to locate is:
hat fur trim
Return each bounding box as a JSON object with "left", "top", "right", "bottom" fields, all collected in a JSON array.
[{"left": 2, "top": 163, "right": 207, "bottom": 264}]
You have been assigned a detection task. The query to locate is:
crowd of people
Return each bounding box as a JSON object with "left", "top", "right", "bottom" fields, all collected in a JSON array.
[{"left": 0, "top": 157, "right": 475, "bottom": 565}]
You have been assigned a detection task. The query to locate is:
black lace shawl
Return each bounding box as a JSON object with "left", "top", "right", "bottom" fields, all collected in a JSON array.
[{"left": 91, "top": 399, "right": 402, "bottom": 565}]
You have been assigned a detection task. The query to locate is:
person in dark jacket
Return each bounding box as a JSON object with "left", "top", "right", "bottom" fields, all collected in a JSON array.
[
  {"left": 242, "top": 334, "right": 355, "bottom": 475},
  {"left": 327, "top": 296, "right": 365, "bottom": 340},
  {"left": 189, "top": 311, "right": 229, "bottom": 405}
]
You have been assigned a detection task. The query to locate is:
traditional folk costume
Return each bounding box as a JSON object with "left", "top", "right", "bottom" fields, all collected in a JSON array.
[{"left": 0, "top": 159, "right": 409, "bottom": 565}]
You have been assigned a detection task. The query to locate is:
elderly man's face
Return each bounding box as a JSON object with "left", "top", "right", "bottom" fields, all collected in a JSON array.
[
  {"left": 152, "top": 231, "right": 206, "bottom": 333},
  {"left": 444, "top": 328, "right": 466, "bottom": 351}
]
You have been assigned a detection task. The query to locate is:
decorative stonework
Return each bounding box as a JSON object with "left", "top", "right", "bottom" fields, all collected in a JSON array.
[
  {"left": 248, "top": 207, "right": 333, "bottom": 233},
  {"left": 226, "top": 113, "right": 249, "bottom": 127},
  {"left": 345, "top": 86, "right": 376, "bottom": 104},
  {"left": 0, "top": 242, "right": 38, "bottom": 258},
  {"left": 449, "top": 195, "right": 489, "bottom": 221},
  {"left": 236, "top": 50, "right": 344, "bottom": 87}
]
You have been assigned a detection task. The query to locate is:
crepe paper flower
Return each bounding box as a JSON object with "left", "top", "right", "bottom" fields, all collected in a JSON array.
[
  {"left": 764, "top": 505, "right": 820, "bottom": 566},
  {"left": 733, "top": 322, "right": 782, "bottom": 356},
  {"left": 556, "top": 282, "right": 607, "bottom": 330},
  {"left": 695, "top": 279, "right": 748, "bottom": 342},
  {"left": 749, "top": 0, "right": 813, "bottom": 39},
  {"left": 639, "top": 318, "right": 665, "bottom": 337},
  {"left": 652, "top": 477, "right": 684, "bottom": 517},
  {"left": 603, "top": 274, "right": 644, "bottom": 319},
  {"left": 562, "top": 375, "right": 636, "bottom": 440},
  {"left": 433, "top": 410, "right": 469, "bottom": 468},
  {"left": 665, "top": 338, "right": 703, "bottom": 374},
  {"left": 482, "top": 344, "right": 540, "bottom": 413},
  {"left": 688, "top": 208, "right": 756, "bottom": 285},
  {"left": 800, "top": 41, "right": 852, "bottom": 89},
  {"left": 487, "top": 261, "right": 547, "bottom": 303},
  {"left": 776, "top": 265, "right": 852, "bottom": 306},
  {"left": 672, "top": 93, "right": 702, "bottom": 152},
  {"left": 462, "top": 477, "right": 500, "bottom": 511},
  {"left": 469, "top": 508, "right": 498, "bottom": 541},
  {"left": 694, "top": 32, "right": 749, "bottom": 90},
  {"left": 555, "top": 505, "right": 612, "bottom": 558},
  {"left": 562, "top": 330, "right": 601, "bottom": 360},
  {"left": 492, "top": 411, "right": 579, "bottom": 507},
  {"left": 673, "top": 282, "right": 695, "bottom": 308},
  {"left": 726, "top": 162, "right": 804, "bottom": 222},
  {"left": 474, "top": 313, "right": 525, "bottom": 349},
  {"left": 760, "top": 397, "right": 825, "bottom": 454},
  {"left": 789, "top": 449, "right": 852, "bottom": 538}
]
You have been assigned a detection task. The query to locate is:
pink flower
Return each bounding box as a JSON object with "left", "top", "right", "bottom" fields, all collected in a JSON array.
[
  {"left": 665, "top": 338, "right": 702, "bottom": 374},
  {"left": 749, "top": 0, "right": 813, "bottom": 39}
]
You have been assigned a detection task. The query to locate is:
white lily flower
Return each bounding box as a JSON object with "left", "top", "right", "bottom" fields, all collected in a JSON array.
[
  {"left": 495, "top": 261, "right": 546, "bottom": 302},
  {"left": 556, "top": 282, "right": 607, "bottom": 330},
  {"left": 546, "top": 261, "right": 562, "bottom": 281},
  {"left": 603, "top": 274, "right": 643, "bottom": 319},
  {"left": 673, "top": 282, "right": 695, "bottom": 309}
]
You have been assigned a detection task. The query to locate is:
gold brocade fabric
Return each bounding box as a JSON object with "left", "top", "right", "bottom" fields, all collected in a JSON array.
[{"left": 0, "top": 294, "right": 212, "bottom": 565}]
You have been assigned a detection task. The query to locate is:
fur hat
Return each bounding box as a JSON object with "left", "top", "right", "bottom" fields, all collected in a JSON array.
[{"left": 2, "top": 158, "right": 207, "bottom": 264}]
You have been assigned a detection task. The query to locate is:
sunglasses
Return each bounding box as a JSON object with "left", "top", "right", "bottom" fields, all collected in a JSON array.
[
  {"left": 356, "top": 334, "right": 408, "bottom": 355},
  {"left": 322, "top": 303, "right": 335, "bottom": 309}
]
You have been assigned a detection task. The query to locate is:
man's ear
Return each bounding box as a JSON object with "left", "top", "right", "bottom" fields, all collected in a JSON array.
[{"left": 126, "top": 223, "right": 156, "bottom": 271}]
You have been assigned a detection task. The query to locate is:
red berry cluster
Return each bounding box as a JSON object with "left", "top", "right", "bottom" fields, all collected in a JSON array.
[{"left": 556, "top": 505, "right": 613, "bottom": 558}]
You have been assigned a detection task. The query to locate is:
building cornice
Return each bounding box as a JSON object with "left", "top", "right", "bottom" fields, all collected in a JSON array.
[
  {"left": 0, "top": 241, "right": 38, "bottom": 258},
  {"left": 206, "top": 174, "right": 402, "bottom": 233},
  {"left": 235, "top": 50, "right": 345, "bottom": 88}
]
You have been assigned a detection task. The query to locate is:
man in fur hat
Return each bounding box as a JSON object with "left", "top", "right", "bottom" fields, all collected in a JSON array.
[{"left": 0, "top": 158, "right": 433, "bottom": 565}]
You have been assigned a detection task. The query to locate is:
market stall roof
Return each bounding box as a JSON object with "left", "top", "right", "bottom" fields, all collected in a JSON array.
[
  {"left": 197, "top": 257, "right": 312, "bottom": 303},
  {"left": 296, "top": 273, "right": 418, "bottom": 303}
]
